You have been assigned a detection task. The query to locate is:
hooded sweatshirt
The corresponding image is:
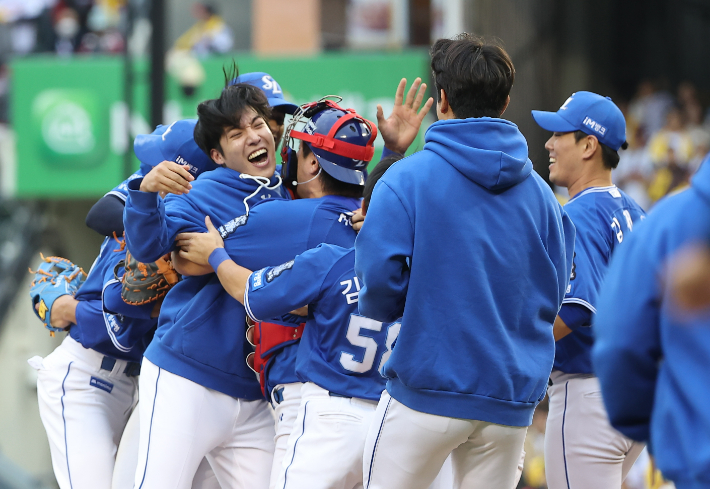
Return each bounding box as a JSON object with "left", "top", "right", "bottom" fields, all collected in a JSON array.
[
  {"left": 593, "top": 157, "right": 710, "bottom": 489},
  {"left": 124, "top": 166, "right": 358, "bottom": 399},
  {"left": 355, "top": 117, "right": 575, "bottom": 427}
]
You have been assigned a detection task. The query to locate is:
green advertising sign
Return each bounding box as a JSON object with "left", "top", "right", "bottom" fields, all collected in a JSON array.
[{"left": 11, "top": 51, "right": 431, "bottom": 198}]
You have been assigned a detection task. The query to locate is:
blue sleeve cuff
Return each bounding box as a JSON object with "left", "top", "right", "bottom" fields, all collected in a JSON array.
[
  {"left": 127, "top": 180, "right": 159, "bottom": 210},
  {"left": 558, "top": 303, "right": 593, "bottom": 331},
  {"left": 208, "top": 248, "right": 231, "bottom": 272}
]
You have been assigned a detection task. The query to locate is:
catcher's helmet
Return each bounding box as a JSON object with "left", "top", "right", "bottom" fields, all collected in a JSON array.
[{"left": 281, "top": 98, "right": 377, "bottom": 187}]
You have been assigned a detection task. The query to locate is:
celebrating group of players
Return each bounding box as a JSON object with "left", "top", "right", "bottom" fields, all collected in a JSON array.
[{"left": 28, "top": 32, "right": 710, "bottom": 489}]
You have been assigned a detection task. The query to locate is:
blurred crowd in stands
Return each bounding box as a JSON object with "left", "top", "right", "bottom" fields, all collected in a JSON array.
[
  {"left": 614, "top": 80, "right": 710, "bottom": 210},
  {"left": 0, "top": 0, "right": 233, "bottom": 122}
]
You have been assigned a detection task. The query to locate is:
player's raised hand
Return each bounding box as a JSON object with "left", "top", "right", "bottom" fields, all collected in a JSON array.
[
  {"left": 140, "top": 161, "right": 195, "bottom": 195},
  {"left": 377, "top": 77, "right": 434, "bottom": 155},
  {"left": 175, "top": 216, "right": 225, "bottom": 266}
]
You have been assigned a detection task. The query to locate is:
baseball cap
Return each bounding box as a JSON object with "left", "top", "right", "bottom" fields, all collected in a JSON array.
[
  {"left": 229, "top": 72, "right": 298, "bottom": 115},
  {"left": 133, "top": 119, "right": 219, "bottom": 177},
  {"left": 531, "top": 91, "right": 627, "bottom": 151}
]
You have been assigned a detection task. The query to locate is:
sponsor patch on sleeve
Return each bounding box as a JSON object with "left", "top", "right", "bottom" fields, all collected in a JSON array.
[
  {"left": 266, "top": 260, "right": 295, "bottom": 282},
  {"left": 251, "top": 269, "right": 266, "bottom": 290}
]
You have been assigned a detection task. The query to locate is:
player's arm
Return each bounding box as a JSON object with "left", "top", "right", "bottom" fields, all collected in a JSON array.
[
  {"left": 86, "top": 194, "right": 126, "bottom": 236},
  {"left": 124, "top": 163, "right": 199, "bottom": 263},
  {"left": 592, "top": 230, "right": 661, "bottom": 443},
  {"left": 36, "top": 295, "right": 78, "bottom": 330},
  {"left": 554, "top": 303, "right": 593, "bottom": 341},
  {"left": 355, "top": 180, "right": 413, "bottom": 323},
  {"left": 171, "top": 250, "right": 213, "bottom": 276}
]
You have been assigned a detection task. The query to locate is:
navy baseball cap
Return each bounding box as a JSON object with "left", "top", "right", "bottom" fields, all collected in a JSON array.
[
  {"left": 229, "top": 72, "right": 298, "bottom": 115},
  {"left": 133, "top": 119, "right": 218, "bottom": 177},
  {"left": 531, "top": 91, "right": 627, "bottom": 151}
]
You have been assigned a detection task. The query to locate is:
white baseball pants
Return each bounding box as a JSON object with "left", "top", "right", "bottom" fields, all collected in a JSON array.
[
  {"left": 30, "top": 335, "right": 138, "bottom": 489},
  {"left": 113, "top": 402, "right": 222, "bottom": 489},
  {"left": 269, "top": 382, "right": 303, "bottom": 489},
  {"left": 363, "top": 390, "right": 527, "bottom": 489},
  {"left": 274, "top": 382, "right": 379, "bottom": 489},
  {"left": 545, "top": 371, "right": 645, "bottom": 489},
  {"left": 134, "top": 358, "right": 275, "bottom": 489}
]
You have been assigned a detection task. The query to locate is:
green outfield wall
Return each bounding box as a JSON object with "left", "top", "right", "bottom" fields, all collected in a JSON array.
[{"left": 10, "top": 51, "right": 430, "bottom": 198}]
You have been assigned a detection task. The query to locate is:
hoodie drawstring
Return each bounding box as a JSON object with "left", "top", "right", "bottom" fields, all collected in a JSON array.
[{"left": 238, "top": 174, "right": 283, "bottom": 216}]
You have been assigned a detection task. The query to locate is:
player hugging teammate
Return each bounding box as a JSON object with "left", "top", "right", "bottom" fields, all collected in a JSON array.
[{"left": 29, "top": 32, "right": 663, "bottom": 489}]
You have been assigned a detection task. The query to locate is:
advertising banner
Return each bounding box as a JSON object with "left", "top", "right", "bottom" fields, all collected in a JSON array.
[{"left": 11, "top": 51, "right": 430, "bottom": 198}]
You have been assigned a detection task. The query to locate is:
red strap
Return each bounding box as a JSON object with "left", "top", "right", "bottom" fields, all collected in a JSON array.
[
  {"left": 290, "top": 130, "right": 375, "bottom": 162},
  {"left": 250, "top": 320, "right": 306, "bottom": 397},
  {"left": 256, "top": 321, "right": 305, "bottom": 358}
]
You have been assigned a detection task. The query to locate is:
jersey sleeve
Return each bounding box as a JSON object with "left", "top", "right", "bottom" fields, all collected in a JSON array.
[
  {"left": 123, "top": 178, "right": 205, "bottom": 263},
  {"left": 562, "top": 203, "right": 611, "bottom": 314},
  {"left": 354, "top": 180, "right": 413, "bottom": 323},
  {"left": 244, "top": 245, "right": 339, "bottom": 322},
  {"left": 592, "top": 225, "right": 661, "bottom": 442}
]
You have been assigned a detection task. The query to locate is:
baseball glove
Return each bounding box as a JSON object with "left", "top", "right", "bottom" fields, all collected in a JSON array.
[
  {"left": 29, "top": 254, "right": 87, "bottom": 336},
  {"left": 119, "top": 250, "right": 180, "bottom": 305}
]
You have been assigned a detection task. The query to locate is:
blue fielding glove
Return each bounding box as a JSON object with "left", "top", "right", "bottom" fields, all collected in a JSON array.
[{"left": 29, "top": 254, "right": 87, "bottom": 336}]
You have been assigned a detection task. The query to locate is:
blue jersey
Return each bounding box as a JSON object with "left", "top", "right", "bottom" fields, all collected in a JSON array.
[
  {"left": 105, "top": 170, "right": 145, "bottom": 203},
  {"left": 554, "top": 185, "right": 645, "bottom": 374},
  {"left": 219, "top": 197, "right": 359, "bottom": 400},
  {"left": 125, "top": 167, "right": 357, "bottom": 399},
  {"left": 72, "top": 237, "right": 156, "bottom": 362},
  {"left": 245, "top": 245, "right": 390, "bottom": 401}
]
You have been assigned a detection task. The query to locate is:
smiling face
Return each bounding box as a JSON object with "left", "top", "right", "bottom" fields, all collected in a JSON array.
[
  {"left": 545, "top": 132, "right": 586, "bottom": 188},
  {"left": 210, "top": 107, "right": 276, "bottom": 177}
]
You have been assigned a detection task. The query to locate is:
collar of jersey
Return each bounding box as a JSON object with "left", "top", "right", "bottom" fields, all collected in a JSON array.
[{"left": 568, "top": 185, "right": 618, "bottom": 203}]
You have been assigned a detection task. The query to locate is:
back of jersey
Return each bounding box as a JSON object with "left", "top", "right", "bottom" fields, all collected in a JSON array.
[
  {"left": 295, "top": 248, "right": 391, "bottom": 401},
  {"left": 554, "top": 185, "right": 646, "bottom": 374}
]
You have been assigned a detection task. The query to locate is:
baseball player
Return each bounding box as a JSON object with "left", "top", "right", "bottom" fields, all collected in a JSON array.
[
  {"left": 531, "top": 91, "right": 646, "bottom": 489},
  {"left": 354, "top": 34, "right": 575, "bottom": 489},
  {"left": 227, "top": 72, "right": 298, "bottom": 149},
  {"left": 86, "top": 71, "right": 293, "bottom": 238},
  {"left": 28, "top": 118, "right": 218, "bottom": 489},
  {"left": 593, "top": 152, "right": 710, "bottom": 489},
  {"left": 28, "top": 235, "right": 157, "bottom": 489},
  {"left": 174, "top": 154, "right": 401, "bottom": 489}
]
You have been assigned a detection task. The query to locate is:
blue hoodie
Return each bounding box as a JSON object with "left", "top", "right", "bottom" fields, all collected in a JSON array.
[
  {"left": 355, "top": 117, "right": 575, "bottom": 427},
  {"left": 124, "top": 166, "right": 357, "bottom": 400},
  {"left": 72, "top": 236, "right": 156, "bottom": 362},
  {"left": 593, "top": 157, "right": 710, "bottom": 489}
]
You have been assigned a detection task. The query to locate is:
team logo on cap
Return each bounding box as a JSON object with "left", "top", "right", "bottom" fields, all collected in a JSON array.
[
  {"left": 582, "top": 117, "right": 607, "bottom": 136},
  {"left": 560, "top": 96, "right": 574, "bottom": 110}
]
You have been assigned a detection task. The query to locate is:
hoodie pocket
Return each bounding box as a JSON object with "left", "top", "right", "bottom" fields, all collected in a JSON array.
[{"left": 181, "top": 297, "right": 250, "bottom": 376}]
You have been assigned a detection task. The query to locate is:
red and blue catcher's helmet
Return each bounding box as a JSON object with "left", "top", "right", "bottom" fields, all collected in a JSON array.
[{"left": 281, "top": 97, "right": 377, "bottom": 188}]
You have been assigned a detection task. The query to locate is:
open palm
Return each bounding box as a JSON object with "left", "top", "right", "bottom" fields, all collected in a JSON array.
[{"left": 377, "top": 78, "right": 434, "bottom": 155}]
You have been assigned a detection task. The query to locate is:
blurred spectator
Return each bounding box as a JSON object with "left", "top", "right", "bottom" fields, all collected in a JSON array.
[
  {"left": 0, "top": 0, "right": 56, "bottom": 55},
  {"left": 647, "top": 107, "right": 694, "bottom": 202},
  {"left": 173, "top": 2, "right": 233, "bottom": 56},
  {"left": 614, "top": 123, "right": 653, "bottom": 210},
  {"left": 628, "top": 80, "right": 674, "bottom": 140},
  {"left": 53, "top": 7, "right": 80, "bottom": 55}
]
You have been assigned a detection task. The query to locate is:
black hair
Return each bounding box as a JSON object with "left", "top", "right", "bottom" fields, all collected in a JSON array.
[
  {"left": 363, "top": 155, "right": 404, "bottom": 213},
  {"left": 193, "top": 63, "right": 271, "bottom": 157},
  {"left": 430, "top": 33, "right": 515, "bottom": 119},
  {"left": 572, "top": 130, "right": 628, "bottom": 170},
  {"left": 301, "top": 142, "right": 364, "bottom": 199}
]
